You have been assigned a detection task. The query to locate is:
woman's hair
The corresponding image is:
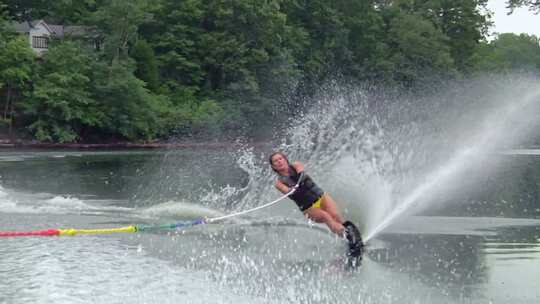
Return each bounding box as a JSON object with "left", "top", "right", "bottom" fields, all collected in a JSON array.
[{"left": 268, "top": 151, "right": 289, "bottom": 172}]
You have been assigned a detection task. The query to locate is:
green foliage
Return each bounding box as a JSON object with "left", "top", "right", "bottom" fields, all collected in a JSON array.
[
  {"left": 89, "top": 0, "right": 152, "bottom": 62},
  {"left": 166, "top": 86, "right": 225, "bottom": 136},
  {"left": 491, "top": 33, "right": 540, "bottom": 70},
  {"left": 143, "top": 0, "right": 205, "bottom": 86},
  {"left": 146, "top": 0, "right": 304, "bottom": 134},
  {"left": 148, "top": 0, "right": 299, "bottom": 92},
  {"left": 472, "top": 42, "right": 505, "bottom": 72},
  {"left": 283, "top": 0, "right": 349, "bottom": 83},
  {"left": 197, "top": 0, "right": 291, "bottom": 92},
  {"left": 0, "top": 3, "right": 12, "bottom": 42},
  {"left": 0, "top": 36, "right": 34, "bottom": 89},
  {"left": 385, "top": 12, "right": 457, "bottom": 86},
  {"left": 3, "top": 0, "right": 48, "bottom": 22},
  {"left": 91, "top": 60, "right": 169, "bottom": 140},
  {"left": 23, "top": 40, "right": 101, "bottom": 142},
  {"left": 473, "top": 33, "right": 540, "bottom": 72},
  {"left": 387, "top": 0, "right": 490, "bottom": 74},
  {"left": 437, "top": 0, "right": 490, "bottom": 73},
  {"left": 49, "top": 0, "right": 96, "bottom": 23},
  {"left": 2, "top": 0, "right": 538, "bottom": 142},
  {"left": 130, "top": 39, "right": 159, "bottom": 91},
  {"left": 507, "top": 0, "right": 540, "bottom": 13},
  {"left": 336, "top": 1, "right": 388, "bottom": 80},
  {"left": 0, "top": 35, "right": 35, "bottom": 127},
  {"left": 3, "top": 0, "right": 96, "bottom": 23}
]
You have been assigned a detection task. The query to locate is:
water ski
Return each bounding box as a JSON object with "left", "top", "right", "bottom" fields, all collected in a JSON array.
[{"left": 343, "top": 221, "right": 364, "bottom": 257}]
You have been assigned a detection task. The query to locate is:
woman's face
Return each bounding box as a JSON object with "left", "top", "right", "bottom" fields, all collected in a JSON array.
[{"left": 271, "top": 153, "right": 288, "bottom": 172}]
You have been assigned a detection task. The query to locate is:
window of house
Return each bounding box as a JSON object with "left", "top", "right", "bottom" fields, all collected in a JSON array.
[
  {"left": 93, "top": 39, "right": 102, "bottom": 51},
  {"left": 32, "top": 36, "right": 49, "bottom": 49}
]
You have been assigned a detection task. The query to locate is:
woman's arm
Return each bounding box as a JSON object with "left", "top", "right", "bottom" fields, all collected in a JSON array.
[
  {"left": 274, "top": 179, "right": 290, "bottom": 194},
  {"left": 292, "top": 161, "right": 304, "bottom": 173}
]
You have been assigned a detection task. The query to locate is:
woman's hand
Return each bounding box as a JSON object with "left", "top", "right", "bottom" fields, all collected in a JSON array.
[{"left": 275, "top": 180, "right": 291, "bottom": 194}]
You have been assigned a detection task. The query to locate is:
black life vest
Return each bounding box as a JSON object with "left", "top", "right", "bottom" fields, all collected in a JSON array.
[{"left": 278, "top": 165, "right": 324, "bottom": 211}]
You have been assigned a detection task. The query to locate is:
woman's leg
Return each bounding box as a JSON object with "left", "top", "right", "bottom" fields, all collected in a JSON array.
[
  {"left": 304, "top": 207, "right": 345, "bottom": 235},
  {"left": 320, "top": 194, "right": 344, "bottom": 224}
]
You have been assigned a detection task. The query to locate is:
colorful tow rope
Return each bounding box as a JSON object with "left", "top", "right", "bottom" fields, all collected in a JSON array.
[
  {"left": 0, "top": 219, "right": 206, "bottom": 238},
  {"left": 0, "top": 173, "right": 302, "bottom": 238}
]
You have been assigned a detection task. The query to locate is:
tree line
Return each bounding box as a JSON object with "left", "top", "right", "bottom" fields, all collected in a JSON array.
[{"left": 0, "top": 0, "right": 539, "bottom": 143}]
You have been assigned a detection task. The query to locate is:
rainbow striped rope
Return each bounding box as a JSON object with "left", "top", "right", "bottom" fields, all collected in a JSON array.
[
  {"left": 0, "top": 174, "right": 301, "bottom": 238},
  {"left": 0, "top": 219, "right": 206, "bottom": 237}
]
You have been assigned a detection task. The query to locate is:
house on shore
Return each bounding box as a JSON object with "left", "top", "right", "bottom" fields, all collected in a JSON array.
[{"left": 11, "top": 19, "right": 101, "bottom": 55}]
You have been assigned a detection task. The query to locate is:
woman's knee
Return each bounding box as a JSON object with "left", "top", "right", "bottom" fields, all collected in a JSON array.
[
  {"left": 304, "top": 209, "right": 330, "bottom": 223},
  {"left": 305, "top": 209, "right": 345, "bottom": 235}
]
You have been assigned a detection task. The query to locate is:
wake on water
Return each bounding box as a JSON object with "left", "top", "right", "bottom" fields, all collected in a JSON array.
[
  {"left": 199, "top": 74, "right": 540, "bottom": 243},
  {"left": 121, "top": 73, "right": 540, "bottom": 245}
]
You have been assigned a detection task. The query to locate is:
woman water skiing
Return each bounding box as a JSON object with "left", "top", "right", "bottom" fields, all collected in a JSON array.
[{"left": 269, "top": 151, "right": 362, "bottom": 253}]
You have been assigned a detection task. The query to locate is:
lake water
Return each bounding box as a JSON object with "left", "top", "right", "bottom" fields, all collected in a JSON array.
[{"left": 0, "top": 149, "right": 539, "bottom": 304}]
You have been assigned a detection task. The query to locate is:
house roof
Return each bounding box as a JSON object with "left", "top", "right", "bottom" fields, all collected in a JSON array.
[
  {"left": 11, "top": 20, "right": 99, "bottom": 38},
  {"left": 11, "top": 20, "right": 39, "bottom": 33}
]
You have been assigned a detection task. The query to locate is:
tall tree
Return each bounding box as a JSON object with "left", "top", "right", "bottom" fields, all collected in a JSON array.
[
  {"left": 90, "top": 60, "right": 170, "bottom": 141},
  {"left": 147, "top": 0, "right": 303, "bottom": 134},
  {"left": 335, "top": 0, "right": 388, "bottom": 81},
  {"left": 434, "top": 0, "right": 490, "bottom": 72},
  {"left": 48, "top": 0, "right": 97, "bottom": 24},
  {"left": 142, "top": 0, "right": 205, "bottom": 87},
  {"left": 473, "top": 33, "right": 540, "bottom": 72},
  {"left": 385, "top": 0, "right": 490, "bottom": 74},
  {"left": 507, "top": 0, "right": 540, "bottom": 13},
  {"left": 0, "top": 36, "right": 35, "bottom": 136},
  {"left": 283, "top": 0, "right": 349, "bottom": 84},
  {"left": 85, "top": 0, "right": 170, "bottom": 141},
  {"left": 2, "top": 0, "right": 48, "bottom": 22},
  {"left": 148, "top": 0, "right": 300, "bottom": 90},
  {"left": 90, "top": 0, "right": 152, "bottom": 62},
  {"left": 2, "top": 0, "right": 96, "bottom": 23},
  {"left": 23, "top": 40, "right": 101, "bottom": 142},
  {"left": 130, "top": 39, "right": 159, "bottom": 92},
  {"left": 385, "top": 12, "right": 456, "bottom": 86},
  {"left": 0, "top": 3, "right": 12, "bottom": 46},
  {"left": 195, "top": 0, "right": 303, "bottom": 132}
]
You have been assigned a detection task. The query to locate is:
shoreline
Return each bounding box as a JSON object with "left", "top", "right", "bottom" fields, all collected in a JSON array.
[{"left": 0, "top": 139, "right": 270, "bottom": 150}]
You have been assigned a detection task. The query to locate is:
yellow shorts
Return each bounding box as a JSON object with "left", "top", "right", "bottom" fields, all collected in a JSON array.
[{"left": 310, "top": 195, "right": 323, "bottom": 209}]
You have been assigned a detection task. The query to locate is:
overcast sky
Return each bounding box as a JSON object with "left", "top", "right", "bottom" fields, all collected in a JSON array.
[{"left": 487, "top": 0, "right": 540, "bottom": 37}]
